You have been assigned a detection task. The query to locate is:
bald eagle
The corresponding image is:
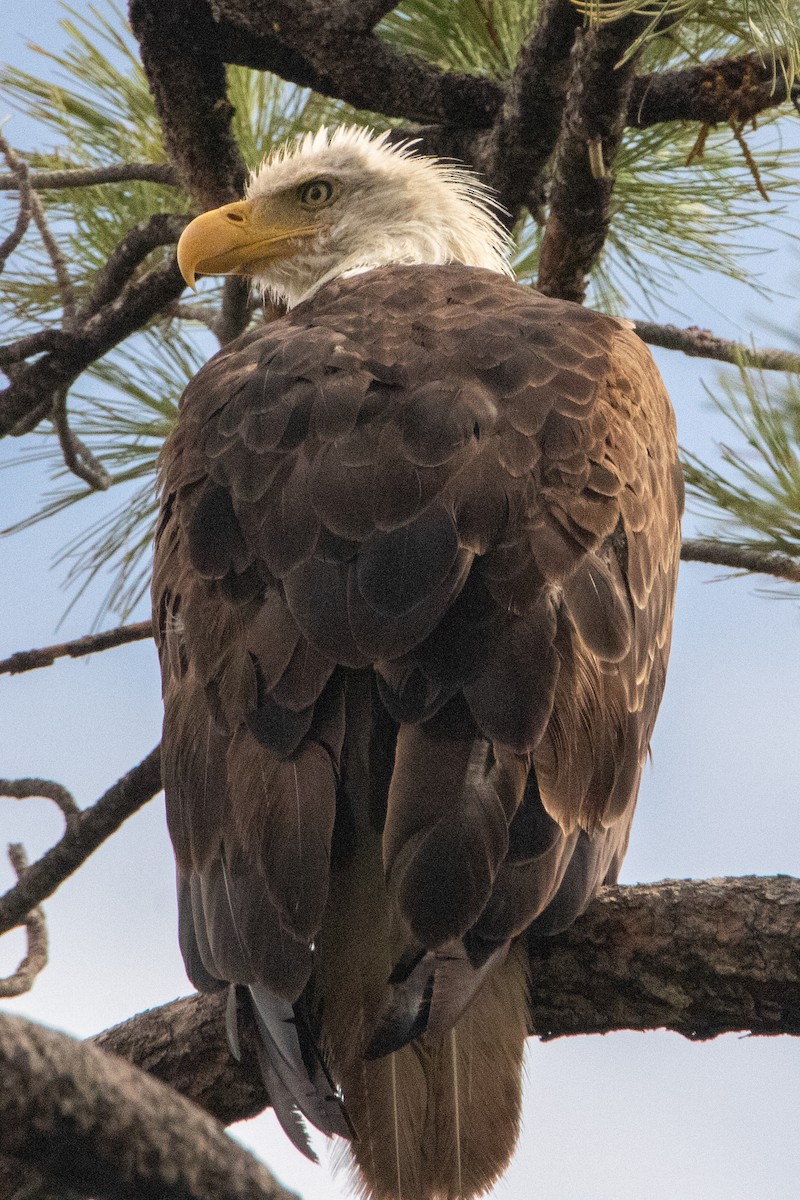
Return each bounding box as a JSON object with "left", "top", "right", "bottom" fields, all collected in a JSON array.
[{"left": 154, "top": 126, "right": 682, "bottom": 1199}]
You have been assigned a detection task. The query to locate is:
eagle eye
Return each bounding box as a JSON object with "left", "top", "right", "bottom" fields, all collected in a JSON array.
[{"left": 299, "top": 178, "right": 335, "bottom": 208}]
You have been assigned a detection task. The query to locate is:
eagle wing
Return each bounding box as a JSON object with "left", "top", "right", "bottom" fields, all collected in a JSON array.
[{"left": 153, "top": 263, "right": 682, "bottom": 1117}]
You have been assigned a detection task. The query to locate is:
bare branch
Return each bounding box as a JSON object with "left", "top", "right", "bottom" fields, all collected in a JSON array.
[
  {"left": 0, "top": 1013, "right": 299, "bottom": 1200},
  {"left": 83, "top": 876, "right": 800, "bottom": 1138},
  {"left": 629, "top": 51, "right": 800, "bottom": 129},
  {"left": 0, "top": 777, "right": 80, "bottom": 828},
  {"left": 538, "top": 15, "right": 646, "bottom": 302},
  {"left": 0, "top": 134, "right": 32, "bottom": 270},
  {"left": 0, "top": 746, "right": 162, "bottom": 938},
  {"left": 0, "top": 162, "right": 178, "bottom": 191},
  {"left": 0, "top": 620, "right": 153, "bottom": 676},
  {"left": 96, "top": 989, "right": 270, "bottom": 1127},
  {"left": 528, "top": 875, "right": 800, "bottom": 1040},
  {"left": 680, "top": 538, "right": 800, "bottom": 583},
  {"left": 212, "top": 0, "right": 501, "bottom": 127},
  {"left": 28, "top": 198, "right": 78, "bottom": 333},
  {"left": 0, "top": 255, "right": 186, "bottom": 436},
  {"left": 473, "top": 0, "right": 581, "bottom": 223},
  {"left": 52, "top": 387, "right": 113, "bottom": 490},
  {"left": 80, "top": 212, "right": 190, "bottom": 318},
  {"left": 0, "top": 328, "right": 72, "bottom": 368},
  {"left": 0, "top": 130, "right": 79, "bottom": 332},
  {"left": 636, "top": 321, "right": 800, "bottom": 373},
  {"left": 0, "top": 846, "right": 48, "bottom": 999}
]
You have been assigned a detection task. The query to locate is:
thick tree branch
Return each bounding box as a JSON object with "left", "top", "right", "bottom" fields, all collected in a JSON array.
[
  {"left": 211, "top": 0, "right": 501, "bottom": 127},
  {"left": 0, "top": 1013, "right": 299, "bottom": 1200},
  {"left": 629, "top": 51, "right": 800, "bottom": 129},
  {"left": 538, "top": 15, "right": 645, "bottom": 302},
  {"left": 129, "top": 0, "right": 249, "bottom": 210},
  {"left": 636, "top": 321, "right": 800, "bottom": 373},
  {"left": 0, "top": 746, "right": 162, "bottom": 938},
  {"left": 70, "top": 876, "right": 800, "bottom": 1138},
  {"left": 0, "top": 620, "right": 153, "bottom": 676},
  {"left": 473, "top": 0, "right": 581, "bottom": 223},
  {"left": 680, "top": 539, "right": 800, "bottom": 583},
  {"left": 528, "top": 875, "right": 800, "bottom": 1039},
  {"left": 96, "top": 989, "right": 270, "bottom": 1127}
]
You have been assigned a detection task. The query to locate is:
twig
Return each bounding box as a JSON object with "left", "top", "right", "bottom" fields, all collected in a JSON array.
[
  {"left": 0, "top": 620, "right": 153, "bottom": 676},
  {"left": 52, "top": 387, "right": 112, "bottom": 490},
  {"left": 729, "top": 118, "right": 770, "bottom": 202},
  {"left": 81, "top": 212, "right": 190, "bottom": 318},
  {"left": 0, "top": 134, "right": 32, "bottom": 270},
  {"left": 635, "top": 321, "right": 800, "bottom": 373},
  {"left": 0, "top": 1013, "right": 299, "bottom": 1200},
  {"left": 168, "top": 300, "right": 226, "bottom": 331},
  {"left": 14, "top": 168, "right": 78, "bottom": 334},
  {"left": 0, "top": 161, "right": 178, "bottom": 191},
  {"left": 680, "top": 538, "right": 800, "bottom": 583},
  {"left": 0, "top": 846, "right": 48, "bottom": 999},
  {"left": 0, "top": 746, "right": 162, "bottom": 938},
  {"left": 0, "top": 777, "right": 80, "bottom": 828}
]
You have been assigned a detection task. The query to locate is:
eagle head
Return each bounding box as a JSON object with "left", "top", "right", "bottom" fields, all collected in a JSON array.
[{"left": 176, "top": 125, "right": 513, "bottom": 308}]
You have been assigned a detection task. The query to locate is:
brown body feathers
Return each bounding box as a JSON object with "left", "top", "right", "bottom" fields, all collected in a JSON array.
[{"left": 153, "top": 263, "right": 682, "bottom": 1197}]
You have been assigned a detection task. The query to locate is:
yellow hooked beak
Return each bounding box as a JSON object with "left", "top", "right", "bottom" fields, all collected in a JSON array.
[{"left": 176, "top": 199, "right": 320, "bottom": 288}]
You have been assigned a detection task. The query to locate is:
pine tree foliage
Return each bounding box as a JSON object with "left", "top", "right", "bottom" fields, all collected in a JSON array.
[
  {"left": 1, "top": 0, "right": 800, "bottom": 618},
  {"left": 684, "top": 361, "right": 800, "bottom": 565}
]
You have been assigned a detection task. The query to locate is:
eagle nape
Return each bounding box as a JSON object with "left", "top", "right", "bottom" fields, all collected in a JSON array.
[{"left": 153, "top": 125, "right": 682, "bottom": 1200}]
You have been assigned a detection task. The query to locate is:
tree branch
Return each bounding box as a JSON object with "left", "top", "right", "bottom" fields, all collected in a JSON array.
[
  {"left": 528, "top": 875, "right": 800, "bottom": 1040},
  {"left": 538, "top": 15, "right": 647, "bottom": 302},
  {"left": 680, "top": 539, "right": 800, "bottom": 583},
  {"left": 0, "top": 162, "right": 178, "bottom": 191},
  {"left": 0, "top": 137, "right": 32, "bottom": 271},
  {"left": 211, "top": 0, "right": 501, "bottom": 127},
  {"left": 0, "top": 256, "right": 186, "bottom": 436},
  {"left": 129, "top": 0, "right": 249, "bottom": 210},
  {"left": 69, "top": 876, "right": 800, "bottom": 1139},
  {"left": 0, "top": 620, "right": 153, "bottom": 676},
  {"left": 80, "top": 213, "right": 190, "bottom": 318},
  {"left": 473, "top": 0, "right": 581, "bottom": 223},
  {"left": 0, "top": 746, "right": 162, "bottom": 938},
  {"left": 628, "top": 51, "right": 800, "bottom": 129},
  {"left": 0, "top": 846, "right": 48, "bottom": 999},
  {"left": 636, "top": 321, "right": 800, "bottom": 373},
  {"left": 0, "top": 1013, "right": 299, "bottom": 1200}
]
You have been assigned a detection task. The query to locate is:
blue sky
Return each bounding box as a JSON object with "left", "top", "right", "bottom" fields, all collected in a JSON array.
[{"left": 2, "top": 6, "right": 800, "bottom": 1199}]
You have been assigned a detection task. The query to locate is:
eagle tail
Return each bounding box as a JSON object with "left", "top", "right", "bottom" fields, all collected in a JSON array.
[
  {"left": 324, "top": 936, "right": 530, "bottom": 1200},
  {"left": 316, "top": 683, "right": 530, "bottom": 1199}
]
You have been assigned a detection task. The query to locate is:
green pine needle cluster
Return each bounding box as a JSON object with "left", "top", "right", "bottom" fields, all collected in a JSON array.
[
  {"left": 683, "top": 363, "right": 800, "bottom": 562},
  {"left": 1, "top": 0, "right": 800, "bottom": 618}
]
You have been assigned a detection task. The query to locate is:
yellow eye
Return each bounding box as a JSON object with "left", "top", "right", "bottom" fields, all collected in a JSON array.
[{"left": 299, "top": 178, "right": 335, "bottom": 208}]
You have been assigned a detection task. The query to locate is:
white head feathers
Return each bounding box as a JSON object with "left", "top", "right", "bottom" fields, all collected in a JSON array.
[{"left": 246, "top": 125, "right": 515, "bottom": 307}]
